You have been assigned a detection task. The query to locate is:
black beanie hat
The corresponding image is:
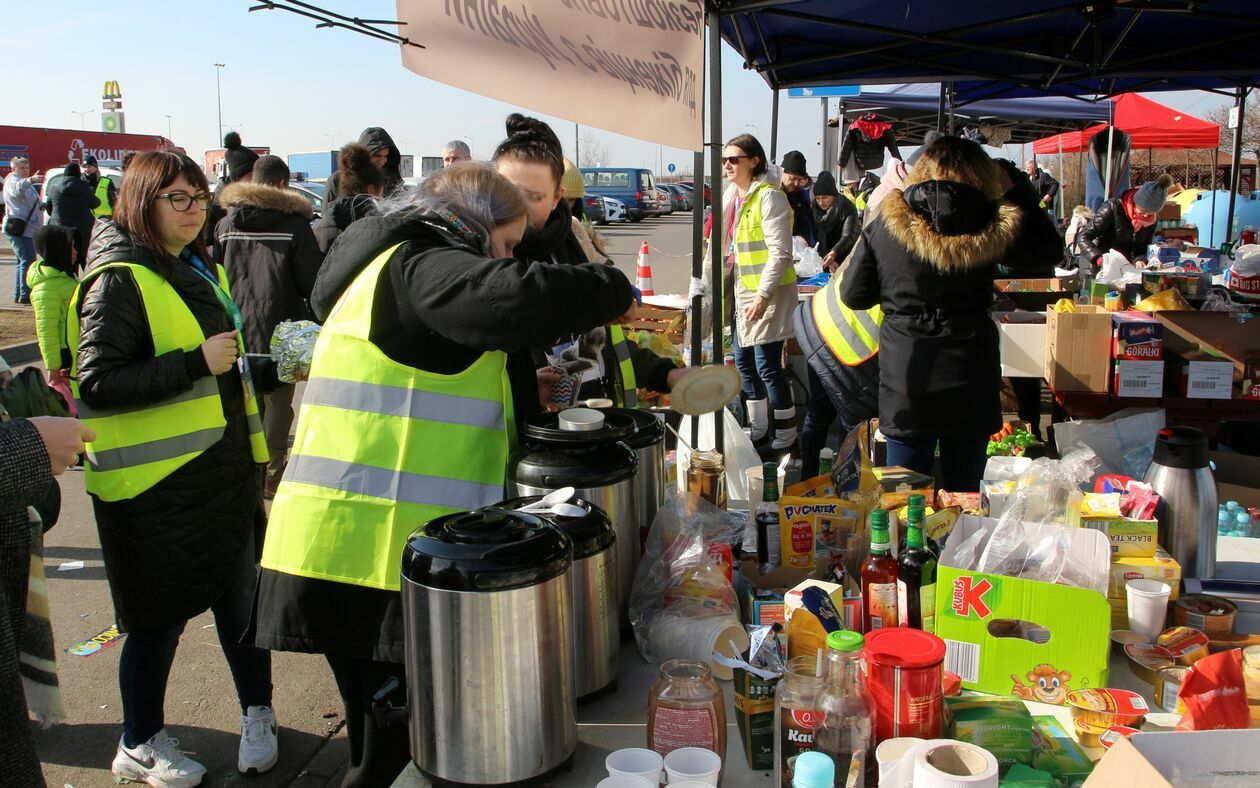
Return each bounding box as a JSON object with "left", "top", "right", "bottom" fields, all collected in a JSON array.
[
  {"left": 782, "top": 150, "right": 808, "bottom": 178},
  {"left": 223, "top": 131, "right": 259, "bottom": 182},
  {"left": 813, "top": 171, "right": 840, "bottom": 198},
  {"left": 83, "top": 155, "right": 98, "bottom": 167}
]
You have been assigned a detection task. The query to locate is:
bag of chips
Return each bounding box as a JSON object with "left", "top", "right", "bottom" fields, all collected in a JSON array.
[{"left": 1176, "top": 648, "right": 1250, "bottom": 731}]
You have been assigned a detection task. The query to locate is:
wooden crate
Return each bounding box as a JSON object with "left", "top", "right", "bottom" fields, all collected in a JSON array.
[{"left": 626, "top": 302, "right": 685, "bottom": 346}]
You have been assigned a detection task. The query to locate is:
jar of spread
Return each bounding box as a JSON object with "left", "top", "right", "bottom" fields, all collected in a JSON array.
[
  {"left": 686, "top": 450, "right": 727, "bottom": 509},
  {"left": 647, "top": 659, "right": 726, "bottom": 760}
]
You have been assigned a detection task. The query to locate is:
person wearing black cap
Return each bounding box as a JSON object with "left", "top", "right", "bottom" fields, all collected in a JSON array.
[
  {"left": 82, "top": 155, "right": 118, "bottom": 218},
  {"left": 780, "top": 150, "right": 815, "bottom": 244},
  {"left": 44, "top": 160, "right": 99, "bottom": 272},
  {"left": 811, "top": 172, "right": 859, "bottom": 271},
  {"left": 222, "top": 132, "right": 259, "bottom": 185},
  {"left": 322, "top": 127, "right": 403, "bottom": 203}
]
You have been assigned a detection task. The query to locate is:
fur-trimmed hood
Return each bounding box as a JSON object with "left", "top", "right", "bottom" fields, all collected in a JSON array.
[
  {"left": 219, "top": 181, "right": 313, "bottom": 219},
  {"left": 879, "top": 181, "right": 1022, "bottom": 274}
]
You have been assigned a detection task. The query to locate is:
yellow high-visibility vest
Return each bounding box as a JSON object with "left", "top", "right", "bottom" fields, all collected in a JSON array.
[
  {"left": 735, "top": 181, "right": 796, "bottom": 291},
  {"left": 262, "top": 243, "right": 515, "bottom": 591},
  {"left": 608, "top": 324, "right": 638, "bottom": 408},
  {"left": 810, "top": 271, "right": 882, "bottom": 366},
  {"left": 92, "top": 177, "right": 112, "bottom": 217},
  {"left": 67, "top": 261, "right": 267, "bottom": 501}
]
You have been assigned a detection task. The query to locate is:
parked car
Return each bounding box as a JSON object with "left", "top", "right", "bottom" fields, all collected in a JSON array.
[
  {"left": 662, "top": 183, "right": 690, "bottom": 211},
  {"left": 677, "top": 180, "right": 712, "bottom": 206},
  {"left": 581, "top": 167, "right": 660, "bottom": 221},
  {"left": 289, "top": 177, "right": 325, "bottom": 219},
  {"left": 581, "top": 194, "right": 607, "bottom": 224},
  {"left": 654, "top": 187, "right": 674, "bottom": 216},
  {"left": 603, "top": 196, "right": 627, "bottom": 223}
]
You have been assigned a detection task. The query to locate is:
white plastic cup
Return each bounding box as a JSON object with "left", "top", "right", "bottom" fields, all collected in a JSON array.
[
  {"left": 597, "top": 776, "right": 655, "bottom": 788},
  {"left": 746, "top": 464, "right": 787, "bottom": 509},
  {"left": 1126, "top": 579, "right": 1172, "bottom": 641},
  {"left": 649, "top": 613, "right": 749, "bottom": 680},
  {"left": 606, "top": 748, "right": 664, "bottom": 784},
  {"left": 669, "top": 782, "right": 717, "bottom": 788},
  {"left": 664, "top": 747, "right": 721, "bottom": 784}
]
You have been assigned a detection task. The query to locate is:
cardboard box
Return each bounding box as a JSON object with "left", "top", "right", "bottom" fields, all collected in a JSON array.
[
  {"left": 1113, "top": 360, "right": 1164, "bottom": 398},
  {"left": 1084, "top": 730, "right": 1260, "bottom": 787},
  {"left": 1099, "top": 519, "right": 1160, "bottom": 558},
  {"left": 935, "top": 516, "right": 1111, "bottom": 698},
  {"left": 1156, "top": 311, "right": 1260, "bottom": 378},
  {"left": 784, "top": 578, "right": 861, "bottom": 632},
  {"left": 994, "top": 277, "right": 1076, "bottom": 293},
  {"left": 996, "top": 313, "right": 1048, "bottom": 378},
  {"left": 1167, "top": 349, "right": 1235, "bottom": 399},
  {"left": 1046, "top": 305, "right": 1113, "bottom": 393},
  {"left": 1212, "top": 451, "right": 1260, "bottom": 510},
  {"left": 872, "top": 466, "right": 934, "bottom": 512},
  {"left": 1111, "top": 312, "right": 1163, "bottom": 360},
  {"left": 1109, "top": 547, "right": 1182, "bottom": 598}
]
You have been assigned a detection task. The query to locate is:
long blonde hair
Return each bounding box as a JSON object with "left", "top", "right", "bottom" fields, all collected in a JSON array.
[{"left": 905, "top": 137, "right": 1004, "bottom": 200}]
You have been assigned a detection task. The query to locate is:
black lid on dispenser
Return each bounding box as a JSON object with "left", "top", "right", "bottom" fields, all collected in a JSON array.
[
  {"left": 402, "top": 509, "right": 572, "bottom": 592},
  {"left": 1152, "top": 426, "right": 1211, "bottom": 471},
  {"left": 495, "top": 496, "right": 616, "bottom": 559},
  {"left": 603, "top": 407, "right": 665, "bottom": 451}
]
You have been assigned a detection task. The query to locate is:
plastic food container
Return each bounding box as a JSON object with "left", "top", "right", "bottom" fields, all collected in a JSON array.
[
  {"left": 1155, "top": 666, "right": 1189, "bottom": 714},
  {"left": 1157, "top": 626, "right": 1210, "bottom": 667},
  {"left": 1171, "top": 594, "right": 1238, "bottom": 638},
  {"left": 1065, "top": 688, "right": 1149, "bottom": 729},
  {"left": 1074, "top": 718, "right": 1107, "bottom": 748},
  {"left": 1111, "top": 629, "right": 1149, "bottom": 651},
  {"left": 1100, "top": 726, "right": 1139, "bottom": 750},
  {"left": 1124, "top": 643, "right": 1176, "bottom": 684},
  {"left": 864, "top": 628, "right": 946, "bottom": 742}
]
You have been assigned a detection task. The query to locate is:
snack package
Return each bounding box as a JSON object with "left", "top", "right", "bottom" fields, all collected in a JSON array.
[
  {"left": 947, "top": 695, "right": 1034, "bottom": 769},
  {"left": 1030, "top": 715, "right": 1094, "bottom": 785},
  {"left": 1176, "top": 648, "right": 1250, "bottom": 731},
  {"left": 778, "top": 495, "right": 857, "bottom": 571},
  {"left": 270, "top": 319, "right": 320, "bottom": 383}
]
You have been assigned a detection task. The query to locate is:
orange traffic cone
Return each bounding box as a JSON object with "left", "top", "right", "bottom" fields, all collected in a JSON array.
[{"left": 636, "top": 241, "right": 655, "bottom": 296}]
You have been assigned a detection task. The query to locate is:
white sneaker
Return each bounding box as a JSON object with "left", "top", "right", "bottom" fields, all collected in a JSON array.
[
  {"left": 112, "top": 730, "right": 206, "bottom": 788},
  {"left": 238, "top": 705, "right": 279, "bottom": 774}
]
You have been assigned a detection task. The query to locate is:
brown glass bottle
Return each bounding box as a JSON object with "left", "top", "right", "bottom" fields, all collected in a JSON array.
[{"left": 860, "top": 509, "right": 898, "bottom": 633}]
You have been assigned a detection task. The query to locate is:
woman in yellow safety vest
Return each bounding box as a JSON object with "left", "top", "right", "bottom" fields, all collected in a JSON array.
[
  {"left": 255, "top": 162, "right": 636, "bottom": 785},
  {"left": 492, "top": 113, "right": 688, "bottom": 408},
  {"left": 71, "top": 151, "right": 278, "bottom": 785},
  {"left": 709, "top": 133, "right": 798, "bottom": 450}
]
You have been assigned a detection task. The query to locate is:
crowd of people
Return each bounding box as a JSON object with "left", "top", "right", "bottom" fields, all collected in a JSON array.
[{"left": 0, "top": 112, "right": 1181, "bottom": 787}]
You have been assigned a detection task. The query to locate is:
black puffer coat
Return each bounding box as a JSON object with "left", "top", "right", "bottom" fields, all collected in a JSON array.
[
  {"left": 1077, "top": 192, "right": 1155, "bottom": 271},
  {"left": 212, "top": 182, "right": 322, "bottom": 353},
  {"left": 322, "top": 127, "right": 404, "bottom": 203},
  {"left": 254, "top": 208, "right": 634, "bottom": 661},
  {"left": 45, "top": 175, "right": 99, "bottom": 269},
  {"left": 813, "top": 196, "right": 860, "bottom": 263},
  {"left": 839, "top": 128, "right": 902, "bottom": 172},
  {"left": 75, "top": 220, "right": 268, "bottom": 632},
  {"left": 314, "top": 194, "right": 376, "bottom": 256},
  {"left": 841, "top": 179, "right": 1060, "bottom": 439}
]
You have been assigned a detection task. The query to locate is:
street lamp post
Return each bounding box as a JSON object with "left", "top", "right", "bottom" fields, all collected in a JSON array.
[
  {"left": 163, "top": 114, "right": 173, "bottom": 140},
  {"left": 214, "top": 63, "right": 225, "bottom": 143},
  {"left": 72, "top": 109, "right": 95, "bottom": 130}
]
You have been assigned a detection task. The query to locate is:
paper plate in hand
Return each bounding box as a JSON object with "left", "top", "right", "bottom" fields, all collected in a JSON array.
[{"left": 669, "top": 365, "right": 741, "bottom": 415}]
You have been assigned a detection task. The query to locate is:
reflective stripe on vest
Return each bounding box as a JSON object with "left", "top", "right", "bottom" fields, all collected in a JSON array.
[
  {"left": 92, "top": 178, "right": 112, "bottom": 217},
  {"left": 608, "top": 324, "right": 637, "bottom": 408},
  {"left": 262, "top": 242, "right": 514, "bottom": 592},
  {"left": 810, "top": 271, "right": 882, "bottom": 366},
  {"left": 735, "top": 181, "right": 795, "bottom": 291},
  {"left": 66, "top": 261, "right": 266, "bottom": 500}
]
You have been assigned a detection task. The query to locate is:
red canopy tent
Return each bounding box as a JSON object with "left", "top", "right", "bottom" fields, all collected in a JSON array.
[{"left": 1033, "top": 93, "right": 1219, "bottom": 153}]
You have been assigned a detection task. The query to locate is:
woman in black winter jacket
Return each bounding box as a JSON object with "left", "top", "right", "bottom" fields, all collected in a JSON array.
[
  {"left": 257, "top": 162, "right": 635, "bottom": 786},
  {"left": 74, "top": 152, "right": 279, "bottom": 785},
  {"left": 841, "top": 137, "right": 1061, "bottom": 492},
  {"left": 44, "top": 161, "right": 99, "bottom": 271},
  {"left": 812, "top": 172, "right": 860, "bottom": 270},
  {"left": 1077, "top": 174, "right": 1173, "bottom": 275}
]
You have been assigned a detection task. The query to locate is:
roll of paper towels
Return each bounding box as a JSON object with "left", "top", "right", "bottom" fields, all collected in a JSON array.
[{"left": 880, "top": 739, "right": 998, "bottom": 788}]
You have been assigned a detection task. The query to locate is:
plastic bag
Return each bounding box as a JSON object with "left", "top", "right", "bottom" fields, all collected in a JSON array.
[
  {"left": 1226, "top": 243, "right": 1260, "bottom": 302},
  {"left": 976, "top": 449, "right": 1107, "bottom": 591},
  {"left": 629, "top": 492, "right": 748, "bottom": 664},
  {"left": 1177, "top": 649, "right": 1250, "bottom": 731},
  {"left": 794, "top": 239, "right": 823, "bottom": 278},
  {"left": 676, "top": 407, "right": 761, "bottom": 504},
  {"left": 270, "top": 320, "right": 320, "bottom": 384},
  {"left": 1053, "top": 407, "right": 1165, "bottom": 479},
  {"left": 1097, "top": 248, "right": 1143, "bottom": 287}
]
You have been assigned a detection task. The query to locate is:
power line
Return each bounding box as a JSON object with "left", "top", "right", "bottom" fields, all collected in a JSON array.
[{"left": 247, "top": 1, "right": 425, "bottom": 50}]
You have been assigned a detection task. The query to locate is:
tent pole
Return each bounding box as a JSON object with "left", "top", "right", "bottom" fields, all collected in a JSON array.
[
  {"left": 770, "top": 88, "right": 780, "bottom": 161},
  {"left": 937, "top": 84, "right": 946, "bottom": 132},
  {"left": 1211, "top": 147, "right": 1219, "bottom": 247},
  {"left": 837, "top": 101, "right": 847, "bottom": 179},
  {"left": 947, "top": 82, "right": 956, "bottom": 135},
  {"left": 708, "top": 8, "right": 724, "bottom": 451},
  {"left": 1225, "top": 86, "right": 1248, "bottom": 244},
  {"left": 691, "top": 147, "right": 705, "bottom": 381},
  {"left": 820, "top": 98, "right": 828, "bottom": 166},
  {"left": 1058, "top": 134, "right": 1064, "bottom": 221},
  {"left": 1104, "top": 101, "right": 1115, "bottom": 201}
]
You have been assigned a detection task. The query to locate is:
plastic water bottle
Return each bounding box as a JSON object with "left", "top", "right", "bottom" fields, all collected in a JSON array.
[
  {"left": 1236, "top": 511, "right": 1253, "bottom": 538},
  {"left": 1226, "top": 500, "right": 1240, "bottom": 514},
  {"left": 1219, "top": 508, "right": 1232, "bottom": 535}
]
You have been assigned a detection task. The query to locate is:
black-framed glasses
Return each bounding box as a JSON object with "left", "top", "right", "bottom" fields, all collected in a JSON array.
[
  {"left": 157, "top": 191, "right": 212, "bottom": 212},
  {"left": 721, "top": 155, "right": 750, "bottom": 165}
]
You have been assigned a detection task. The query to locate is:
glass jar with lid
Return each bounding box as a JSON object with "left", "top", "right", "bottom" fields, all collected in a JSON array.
[
  {"left": 647, "top": 658, "right": 726, "bottom": 759},
  {"left": 774, "top": 654, "right": 825, "bottom": 788},
  {"left": 686, "top": 450, "right": 726, "bottom": 509}
]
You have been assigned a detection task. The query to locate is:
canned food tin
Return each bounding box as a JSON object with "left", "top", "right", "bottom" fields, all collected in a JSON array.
[
  {"left": 1171, "top": 594, "right": 1238, "bottom": 639},
  {"left": 1066, "top": 688, "right": 1149, "bottom": 729},
  {"left": 1157, "top": 626, "right": 1210, "bottom": 667},
  {"left": 1124, "top": 642, "right": 1176, "bottom": 685},
  {"left": 1074, "top": 718, "right": 1106, "bottom": 748},
  {"left": 1155, "top": 666, "right": 1188, "bottom": 714},
  {"left": 1100, "top": 726, "right": 1139, "bottom": 749}
]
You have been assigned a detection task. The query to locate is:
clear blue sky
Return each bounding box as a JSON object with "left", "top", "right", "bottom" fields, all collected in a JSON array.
[{"left": 2, "top": 1, "right": 1233, "bottom": 177}]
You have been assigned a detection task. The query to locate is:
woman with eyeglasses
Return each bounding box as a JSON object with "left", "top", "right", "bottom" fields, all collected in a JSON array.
[
  {"left": 71, "top": 151, "right": 278, "bottom": 786},
  {"left": 1078, "top": 173, "right": 1173, "bottom": 276},
  {"left": 707, "top": 133, "right": 798, "bottom": 451}
]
